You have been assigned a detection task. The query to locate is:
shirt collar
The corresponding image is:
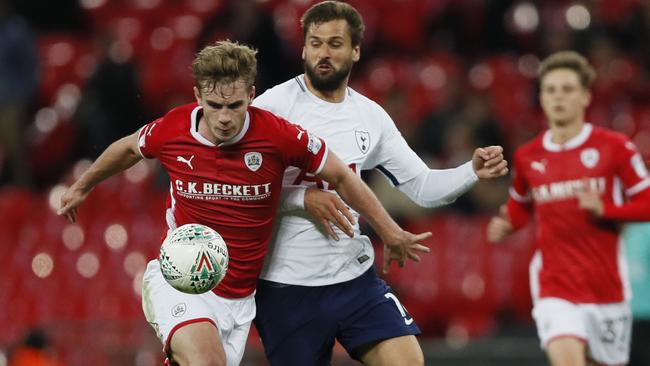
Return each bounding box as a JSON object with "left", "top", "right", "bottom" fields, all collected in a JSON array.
[{"left": 542, "top": 123, "right": 593, "bottom": 152}]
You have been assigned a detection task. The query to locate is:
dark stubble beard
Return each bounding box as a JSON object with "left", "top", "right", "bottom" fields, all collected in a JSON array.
[{"left": 304, "top": 58, "right": 354, "bottom": 93}]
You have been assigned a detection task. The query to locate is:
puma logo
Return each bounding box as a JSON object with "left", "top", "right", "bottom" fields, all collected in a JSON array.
[
  {"left": 531, "top": 160, "right": 547, "bottom": 174},
  {"left": 177, "top": 155, "right": 194, "bottom": 170}
]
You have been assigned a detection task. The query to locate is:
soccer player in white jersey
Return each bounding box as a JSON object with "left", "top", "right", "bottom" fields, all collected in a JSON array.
[
  {"left": 487, "top": 51, "right": 650, "bottom": 366},
  {"left": 251, "top": 2, "right": 508, "bottom": 365},
  {"left": 57, "top": 40, "right": 432, "bottom": 366}
]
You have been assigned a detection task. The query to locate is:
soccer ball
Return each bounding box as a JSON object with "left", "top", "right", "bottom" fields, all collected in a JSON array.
[{"left": 159, "top": 223, "right": 229, "bottom": 294}]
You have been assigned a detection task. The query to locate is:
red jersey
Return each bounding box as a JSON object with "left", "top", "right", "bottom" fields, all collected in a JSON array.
[
  {"left": 508, "top": 123, "right": 650, "bottom": 304},
  {"left": 137, "top": 103, "right": 328, "bottom": 298}
]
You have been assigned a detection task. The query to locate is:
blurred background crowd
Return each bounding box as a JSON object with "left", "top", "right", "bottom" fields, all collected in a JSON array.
[{"left": 1, "top": 0, "right": 649, "bottom": 365}]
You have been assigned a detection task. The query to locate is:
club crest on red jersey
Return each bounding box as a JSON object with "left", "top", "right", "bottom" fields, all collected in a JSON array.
[
  {"left": 244, "top": 152, "right": 263, "bottom": 171},
  {"left": 580, "top": 148, "right": 599, "bottom": 169},
  {"left": 355, "top": 130, "right": 370, "bottom": 154}
]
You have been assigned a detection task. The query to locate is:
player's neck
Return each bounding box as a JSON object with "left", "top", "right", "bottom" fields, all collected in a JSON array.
[
  {"left": 549, "top": 118, "right": 585, "bottom": 145},
  {"left": 304, "top": 75, "right": 348, "bottom": 103},
  {"left": 197, "top": 116, "right": 223, "bottom": 145}
]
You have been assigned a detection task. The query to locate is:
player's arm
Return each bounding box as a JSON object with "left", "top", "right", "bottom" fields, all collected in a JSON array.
[
  {"left": 487, "top": 197, "right": 533, "bottom": 243},
  {"left": 396, "top": 146, "right": 508, "bottom": 208},
  {"left": 578, "top": 183, "right": 650, "bottom": 221},
  {"left": 58, "top": 132, "right": 143, "bottom": 223},
  {"left": 602, "top": 188, "right": 650, "bottom": 221},
  {"left": 316, "top": 150, "right": 432, "bottom": 273},
  {"left": 578, "top": 141, "right": 650, "bottom": 221},
  {"left": 487, "top": 151, "right": 532, "bottom": 243},
  {"left": 373, "top": 107, "right": 507, "bottom": 207},
  {"left": 282, "top": 148, "right": 507, "bottom": 238}
]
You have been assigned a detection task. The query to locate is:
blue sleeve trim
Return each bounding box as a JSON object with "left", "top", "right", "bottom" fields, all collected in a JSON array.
[{"left": 376, "top": 165, "right": 399, "bottom": 186}]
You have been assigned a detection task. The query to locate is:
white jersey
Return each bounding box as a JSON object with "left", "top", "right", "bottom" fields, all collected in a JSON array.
[{"left": 252, "top": 75, "right": 428, "bottom": 286}]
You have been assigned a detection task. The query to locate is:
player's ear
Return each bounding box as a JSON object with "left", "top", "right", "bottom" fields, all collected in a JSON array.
[
  {"left": 302, "top": 47, "right": 306, "bottom": 61},
  {"left": 352, "top": 44, "right": 360, "bottom": 62},
  {"left": 248, "top": 86, "right": 256, "bottom": 102},
  {"left": 193, "top": 86, "right": 202, "bottom": 105}
]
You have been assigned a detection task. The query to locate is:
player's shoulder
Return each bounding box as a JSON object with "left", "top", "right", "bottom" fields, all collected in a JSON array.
[
  {"left": 141, "top": 102, "right": 195, "bottom": 143},
  {"left": 253, "top": 77, "right": 304, "bottom": 114},
  {"left": 347, "top": 86, "right": 385, "bottom": 113},
  {"left": 249, "top": 105, "right": 284, "bottom": 124},
  {"left": 157, "top": 103, "right": 197, "bottom": 130},
  {"left": 346, "top": 86, "right": 397, "bottom": 134},
  {"left": 248, "top": 105, "right": 297, "bottom": 136},
  {"left": 262, "top": 76, "right": 304, "bottom": 96},
  {"left": 589, "top": 124, "right": 631, "bottom": 146}
]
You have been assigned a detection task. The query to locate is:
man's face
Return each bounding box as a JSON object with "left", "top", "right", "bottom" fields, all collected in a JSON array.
[
  {"left": 302, "top": 19, "right": 360, "bottom": 92},
  {"left": 194, "top": 80, "right": 255, "bottom": 143},
  {"left": 540, "top": 68, "right": 591, "bottom": 125}
]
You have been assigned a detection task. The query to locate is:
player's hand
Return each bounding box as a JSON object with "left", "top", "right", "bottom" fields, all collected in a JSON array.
[
  {"left": 577, "top": 183, "right": 604, "bottom": 217},
  {"left": 382, "top": 230, "right": 432, "bottom": 274},
  {"left": 487, "top": 205, "right": 513, "bottom": 243},
  {"left": 473, "top": 146, "right": 509, "bottom": 179},
  {"left": 304, "top": 187, "right": 356, "bottom": 241},
  {"left": 57, "top": 185, "right": 91, "bottom": 223}
]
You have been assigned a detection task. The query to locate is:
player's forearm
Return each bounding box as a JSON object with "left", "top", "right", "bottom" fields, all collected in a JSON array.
[
  {"left": 506, "top": 197, "right": 532, "bottom": 230},
  {"left": 602, "top": 189, "right": 650, "bottom": 222},
  {"left": 72, "top": 134, "right": 142, "bottom": 192},
  {"left": 397, "top": 161, "right": 478, "bottom": 208},
  {"left": 334, "top": 171, "right": 401, "bottom": 238}
]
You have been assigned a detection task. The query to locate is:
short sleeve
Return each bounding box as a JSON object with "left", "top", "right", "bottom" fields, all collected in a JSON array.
[
  {"left": 616, "top": 139, "right": 650, "bottom": 197},
  {"left": 137, "top": 117, "right": 164, "bottom": 159},
  {"left": 274, "top": 118, "right": 329, "bottom": 175},
  {"left": 361, "top": 108, "right": 427, "bottom": 185}
]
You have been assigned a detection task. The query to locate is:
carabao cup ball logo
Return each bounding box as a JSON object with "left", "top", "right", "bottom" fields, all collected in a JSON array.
[{"left": 159, "top": 223, "right": 229, "bottom": 294}]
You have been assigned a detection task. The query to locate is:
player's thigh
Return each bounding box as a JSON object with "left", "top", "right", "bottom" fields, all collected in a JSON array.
[
  {"left": 336, "top": 270, "right": 421, "bottom": 363},
  {"left": 222, "top": 322, "right": 250, "bottom": 364},
  {"left": 357, "top": 335, "right": 423, "bottom": 366},
  {"left": 262, "top": 322, "right": 336, "bottom": 366},
  {"left": 546, "top": 337, "right": 587, "bottom": 366},
  {"left": 142, "top": 260, "right": 226, "bottom": 363},
  {"left": 532, "top": 298, "right": 588, "bottom": 349},
  {"left": 254, "top": 279, "right": 337, "bottom": 366},
  {"left": 583, "top": 302, "right": 631, "bottom": 366},
  {"left": 170, "top": 321, "right": 226, "bottom": 366}
]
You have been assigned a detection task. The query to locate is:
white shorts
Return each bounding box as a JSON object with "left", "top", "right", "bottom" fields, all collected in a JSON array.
[
  {"left": 532, "top": 297, "right": 631, "bottom": 365},
  {"left": 141, "top": 260, "right": 255, "bottom": 366}
]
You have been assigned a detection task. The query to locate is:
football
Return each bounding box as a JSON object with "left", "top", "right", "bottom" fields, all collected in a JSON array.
[{"left": 159, "top": 223, "right": 229, "bottom": 294}]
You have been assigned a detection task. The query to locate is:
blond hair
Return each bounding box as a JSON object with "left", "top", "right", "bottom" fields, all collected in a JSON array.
[
  {"left": 192, "top": 40, "right": 258, "bottom": 93},
  {"left": 538, "top": 51, "right": 596, "bottom": 88}
]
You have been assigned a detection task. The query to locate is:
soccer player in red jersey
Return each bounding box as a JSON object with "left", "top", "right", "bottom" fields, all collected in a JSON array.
[
  {"left": 488, "top": 51, "right": 650, "bottom": 366},
  {"left": 57, "top": 41, "right": 431, "bottom": 366}
]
